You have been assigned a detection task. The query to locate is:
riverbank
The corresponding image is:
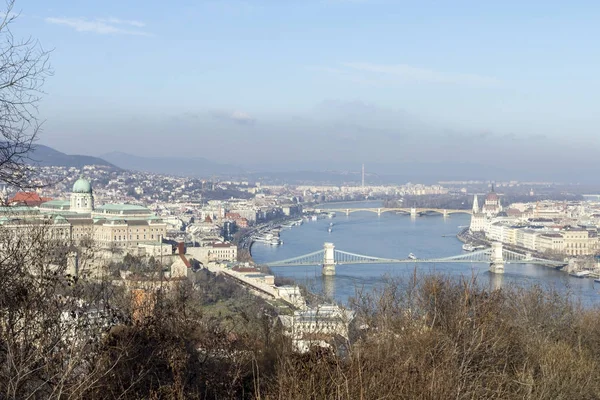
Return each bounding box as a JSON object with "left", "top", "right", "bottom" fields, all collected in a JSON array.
[
  {"left": 234, "top": 215, "right": 305, "bottom": 259},
  {"left": 457, "top": 227, "right": 567, "bottom": 271}
]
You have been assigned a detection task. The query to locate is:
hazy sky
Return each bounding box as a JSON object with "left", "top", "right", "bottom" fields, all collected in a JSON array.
[{"left": 16, "top": 0, "right": 600, "bottom": 171}]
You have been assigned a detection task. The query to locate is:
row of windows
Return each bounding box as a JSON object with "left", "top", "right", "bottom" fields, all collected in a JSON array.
[
  {"left": 113, "top": 234, "right": 158, "bottom": 241},
  {"left": 110, "top": 228, "right": 164, "bottom": 233},
  {"left": 567, "top": 249, "right": 590, "bottom": 255},
  {"left": 566, "top": 242, "right": 587, "bottom": 248}
]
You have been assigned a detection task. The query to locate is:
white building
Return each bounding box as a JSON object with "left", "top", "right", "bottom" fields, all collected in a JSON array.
[
  {"left": 70, "top": 177, "right": 94, "bottom": 213},
  {"left": 276, "top": 285, "right": 305, "bottom": 308},
  {"left": 278, "top": 304, "right": 354, "bottom": 353},
  {"left": 470, "top": 187, "right": 503, "bottom": 233},
  {"left": 187, "top": 242, "right": 237, "bottom": 264}
]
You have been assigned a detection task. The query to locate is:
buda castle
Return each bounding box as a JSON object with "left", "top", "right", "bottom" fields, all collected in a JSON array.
[{"left": 1, "top": 177, "right": 167, "bottom": 250}]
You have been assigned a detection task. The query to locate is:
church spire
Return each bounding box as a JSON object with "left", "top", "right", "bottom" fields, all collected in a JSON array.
[{"left": 472, "top": 194, "right": 479, "bottom": 214}]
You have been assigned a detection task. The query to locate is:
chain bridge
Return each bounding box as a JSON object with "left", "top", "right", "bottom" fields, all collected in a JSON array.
[{"left": 264, "top": 242, "right": 566, "bottom": 276}]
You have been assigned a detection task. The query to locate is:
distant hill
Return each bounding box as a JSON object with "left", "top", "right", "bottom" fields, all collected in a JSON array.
[
  {"left": 29, "top": 145, "right": 118, "bottom": 169},
  {"left": 100, "top": 152, "right": 243, "bottom": 177}
]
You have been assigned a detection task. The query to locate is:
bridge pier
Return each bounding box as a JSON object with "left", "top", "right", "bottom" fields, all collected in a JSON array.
[
  {"left": 410, "top": 207, "right": 417, "bottom": 217},
  {"left": 322, "top": 242, "right": 336, "bottom": 276},
  {"left": 377, "top": 208, "right": 381, "bottom": 216},
  {"left": 489, "top": 242, "right": 505, "bottom": 274},
  {"left": 443, "top": 209, "right": 448, "bottom": 218},
  {"left": 345, "top": 209, "right": 350, "bottom": 216}
]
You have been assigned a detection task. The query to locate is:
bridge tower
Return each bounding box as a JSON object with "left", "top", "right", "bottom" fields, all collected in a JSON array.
[
  {"left": 489, "top": 242, "right": 505, "bottom": 274},
  {"left": 410, "top": 207, "right": 417, "bottom": 217},
  {"left": 322, "top": 242, "right": 336, "bottom": 276}
]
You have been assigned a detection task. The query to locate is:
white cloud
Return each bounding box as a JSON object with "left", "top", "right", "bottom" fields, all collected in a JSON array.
[
  {"left": 317, "top": 62, "right": 499, "bottom": 87},
  {"left": 213, "top": 110, "right": 256, "bottom": 125},
  {"left": 45, "top": 17, "right": 151, "bottom": 36},
  {"left": 98, "top": 17, "right": 146, "bottom": 28}
]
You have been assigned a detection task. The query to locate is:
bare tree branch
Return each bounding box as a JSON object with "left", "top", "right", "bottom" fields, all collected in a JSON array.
[{"left": 0, "top": 0, "right": 52, "bottom": 188}]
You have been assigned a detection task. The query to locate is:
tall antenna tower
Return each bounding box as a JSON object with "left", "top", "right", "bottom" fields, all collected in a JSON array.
[{"left": 361, "top": 163, "right": 365, "bottom": 188}]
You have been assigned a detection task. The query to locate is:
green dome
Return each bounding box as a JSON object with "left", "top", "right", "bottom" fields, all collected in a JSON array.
[{"left": 72, "top": 177, "right": 92, "bottom": 194}]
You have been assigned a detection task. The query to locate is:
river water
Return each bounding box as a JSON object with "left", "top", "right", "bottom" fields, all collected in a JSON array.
[{"left": 251, "top": 201, "right": 600, "bottom": 306}]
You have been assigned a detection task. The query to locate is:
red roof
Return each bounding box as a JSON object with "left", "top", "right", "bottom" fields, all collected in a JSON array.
[
  {"left": 486, "top": 192, "right": 499, "bottom": 201},
  {"left": 9, "top": 192, "right": 52, "bottom": 206}
]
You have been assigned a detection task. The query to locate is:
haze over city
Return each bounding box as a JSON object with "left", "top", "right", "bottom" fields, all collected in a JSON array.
[
  {"left": 6, "top": 1, "right": 600, "bottom": 398},
  {"left": 13, "top": 0, "right": 599, "bottom": 180}
]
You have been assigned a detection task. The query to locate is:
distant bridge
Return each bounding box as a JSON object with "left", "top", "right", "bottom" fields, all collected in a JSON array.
[
  {"left": 265, "top": 242, "right": 566, "bottom": 276},
  {"left": 312, "top": 207, "right": 472, "bottom": 217}
]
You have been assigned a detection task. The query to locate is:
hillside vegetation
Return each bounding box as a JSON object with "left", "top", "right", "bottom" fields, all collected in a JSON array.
[{"left": 3, "top": 234, "right": 600, "bottom": 400}]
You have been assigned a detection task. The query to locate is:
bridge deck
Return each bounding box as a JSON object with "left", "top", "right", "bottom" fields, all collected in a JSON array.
[{"left": 265, "top": 247, "right": 565, "bottom": 268}]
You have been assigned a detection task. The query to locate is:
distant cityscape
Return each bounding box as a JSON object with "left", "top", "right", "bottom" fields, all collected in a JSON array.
[
  {"left": 3, "top": 157, "right": 600, "bottom": 355},
  {"left": 4, "top": 1, "right": 600, "bottom": 397},
  {"left": 4, "top": 160, "right": 600, "bottom": 268}
]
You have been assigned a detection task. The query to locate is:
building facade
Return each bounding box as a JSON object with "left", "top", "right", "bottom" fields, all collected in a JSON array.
[
  {"left": 470, "top": 186, "right": 503, "bottom": 233},
  {"left": 3, "top": 177, "right": 167, "bottom": 251}
]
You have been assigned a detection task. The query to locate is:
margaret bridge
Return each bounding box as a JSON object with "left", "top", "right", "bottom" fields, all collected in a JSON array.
[
  {"left": 311, "top": 207, "right": 472, "bottom": 217},
  {"left": 265, "top": 242, "right": 566, "bottom": 276}
]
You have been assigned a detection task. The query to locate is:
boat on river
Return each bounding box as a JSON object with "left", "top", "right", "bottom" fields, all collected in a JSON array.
[
  {"left": 462, "top": 243, "right": 475, "bottom": 252},
  {"left": 408, "top": 253, "right": 417, "bottom": 260},
  {"left": 570, "top": 270, "right": 591, "bottom": 278}
]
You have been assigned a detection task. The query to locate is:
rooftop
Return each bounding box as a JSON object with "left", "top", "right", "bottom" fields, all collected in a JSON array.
[
  {"left": 72, "top": 177, "right": 92, "bottom": 194},
  {"left": 95, "top": 204, "right": 151, "bottom": 215},
  {"left": 40, "top": 200, "right": 70, "bottom": 209},
  {"left": 0, "top": 206, "right": 40, "bottom": 215}
]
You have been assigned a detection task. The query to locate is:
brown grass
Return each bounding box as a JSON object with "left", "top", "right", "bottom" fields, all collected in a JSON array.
[{"left": 264, "top": 275, "right": 600, "bottom": 400}]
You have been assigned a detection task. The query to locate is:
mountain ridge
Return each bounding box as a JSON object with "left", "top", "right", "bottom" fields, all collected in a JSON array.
[
  {"left": 100, "top": 151, "right": 243, "bottom": 176},
  {"left": 29, "top": 145, "right": 118, "bottom": 169}
]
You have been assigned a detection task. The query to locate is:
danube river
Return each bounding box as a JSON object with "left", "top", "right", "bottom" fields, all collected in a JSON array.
[{"left": 252, "top": 201, "right": 600, "bottom": 306}]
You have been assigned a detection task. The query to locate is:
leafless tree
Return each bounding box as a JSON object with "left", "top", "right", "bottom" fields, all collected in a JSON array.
[
  {"left": 0, "top": 0, "right": 52, "bottom": 188},
  {"left": 0, "top": 222, "right": 119, "bottom": 399}
]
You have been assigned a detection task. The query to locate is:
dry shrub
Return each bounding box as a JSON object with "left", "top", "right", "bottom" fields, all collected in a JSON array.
[{"left": 264, "top": 275, "right": 600, "bottom": 400}]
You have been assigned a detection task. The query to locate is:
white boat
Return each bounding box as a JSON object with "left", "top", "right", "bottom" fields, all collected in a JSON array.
[
  {"left": 254, "top": 232, "right": 278, "bottom": 243},
  {"left": 408, "top": 253, "right": 416, "bottom": 260},
  {"left": 570, "top": 270, "right": 591, "bottom": 278},
  {"left": 462, "top": 243, "right": 475, "bottom": 252},
  {"left": 328, "top": 227, "right": 332, "bottom": 233}
]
